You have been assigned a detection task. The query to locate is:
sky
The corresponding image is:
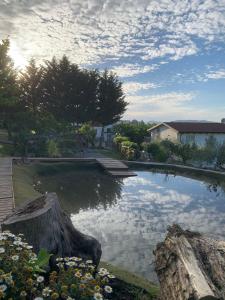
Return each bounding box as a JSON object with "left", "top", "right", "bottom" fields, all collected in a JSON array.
[{"left": 1, "top": 0, "right": 225, "bottom": 122}]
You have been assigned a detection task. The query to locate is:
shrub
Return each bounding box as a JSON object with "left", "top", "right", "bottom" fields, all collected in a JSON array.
[
  {"left": 217, "top": 142, "right": 225, "bottom": 166},
  {"left": 47, "top": 140, "right": 60, "bottom": 157},
  {"left": 141, "top": 142, "right": 169, "bottom": 162},
  {"left": 113, "top": 135, "right": 129, "bottom": 146},
  {"left": 176, "top": 144, "right": 196, "bottom": 163},
  {"left": 121, "top": 141, "right": 139, "bottom": 150},
  {"left": 0, "top": 231, "right": 114, "bottom": 299}
]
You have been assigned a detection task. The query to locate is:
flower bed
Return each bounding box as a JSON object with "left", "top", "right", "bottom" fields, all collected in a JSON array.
[{"left": 0, "top": 231, "right": 114, "bottom": 299}]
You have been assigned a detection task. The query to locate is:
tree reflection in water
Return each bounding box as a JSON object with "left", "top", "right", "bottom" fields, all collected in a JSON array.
[{"left": 37, "top": 162, "right": 123, "bottom": 214}]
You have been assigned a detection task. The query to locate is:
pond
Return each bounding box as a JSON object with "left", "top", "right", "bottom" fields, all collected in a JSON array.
[{"left": 37, "top": 163, "right": 225, "bottom": 282}]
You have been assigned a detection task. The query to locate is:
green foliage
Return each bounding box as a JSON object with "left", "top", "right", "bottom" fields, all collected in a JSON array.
[
  {"left": 141, "top": 142, "right": 169, "bottom": 162},
  {"left": 0, "top": 39, "right": 19, "bottom": 134},
  {"left": 0, "top": 231, "right": 114, "bottom": 299},
  {"left": 121, "top": 141, "right": 139, "bottom": 150},
  {"left": 114, "top": 121, "right": 154, "bottom": 145},
  {"left": 175, "top": 144, "right": 196, "bottom": 163},
  {"left": 0, "top": 144, "right": 15, "bottom": 156},
  {"left": 47, "top": 139, "right": 60, "bottom": 157},
  {"left": 78, "top": 123, "right": 96, "bottom": 146},
  {"left": 198, "top": 136, "right": 218, "bottom": 163},
  {"left": 113, "top": 135, "right": 129, "bottom": 146},
  {"left": 217, "top": 142, "right": 225, "bottom": 166}
]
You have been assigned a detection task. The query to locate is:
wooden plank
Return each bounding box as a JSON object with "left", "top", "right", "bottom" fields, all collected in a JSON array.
[
  {"left": 108, "top": 170, "right": 137, "bottom": 177},
  {"left": 0, "top": 158, "right": 14, "bottom": 223}
]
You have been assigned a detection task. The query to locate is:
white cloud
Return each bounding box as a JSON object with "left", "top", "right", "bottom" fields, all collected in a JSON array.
[
  {"left": 206, "top": 69, "right": 225, "bottom": 79},
  {"left": 0, "top": 0, "right": 225, "bottom": 70},
  {"left": 112, "top": 64, "right": 158, "bottom": 78},
  {"left": 123, "top": 81, "right": 159, "bottom": 94}
]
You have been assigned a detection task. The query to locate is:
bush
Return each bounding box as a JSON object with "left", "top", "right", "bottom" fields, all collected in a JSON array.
[
  {"left": 141, "top": 142, "right": 169, "bottom": 162},
  {"left": 0, "top": 231, "right": 114, "bottom": 299},
  {"left": 217, "top": 142, "right": 225, "bottom": 166},
  {"left": 176, "top": 144, "right": 196, "bottom": 163},
  {"left": 0, "top": 144, "right": 15, "bottom": 156},
  {"left": 47, "top": 140, "right": 60, "bottom": 157},
  {"left": 113, "top": 135, "right": 129, "bottom": 146},
  {"left": 121, "top": 141, "right": 139, "bottom": 150}
]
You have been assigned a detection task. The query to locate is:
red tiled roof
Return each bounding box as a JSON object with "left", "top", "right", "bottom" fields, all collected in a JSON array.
[{"left": 165, "top": 122, "right": 225, "bottom": 133}]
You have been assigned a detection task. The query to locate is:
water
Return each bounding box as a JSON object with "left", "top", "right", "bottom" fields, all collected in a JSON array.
[{"left": 37, "top": 163, "right": 225, "bottom": 282}]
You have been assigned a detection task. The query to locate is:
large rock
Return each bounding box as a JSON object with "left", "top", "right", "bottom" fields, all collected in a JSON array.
[{"left": 2, "top": 193, "right": 101, "bottom": 266}]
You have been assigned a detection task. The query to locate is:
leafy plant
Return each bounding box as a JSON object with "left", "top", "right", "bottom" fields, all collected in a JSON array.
[
  {"left": 47, "top": 139, "right": 60, "bottom": 157},
  {"left": 0, "top": 231, "right": 114, "bottom": 299}
]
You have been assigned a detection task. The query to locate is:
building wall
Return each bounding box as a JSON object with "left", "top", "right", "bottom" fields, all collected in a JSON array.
[
  {"left": 151, "top": 125, "right": 178, "bottom": 142},
  {"left": 179, "top": 133, "right": 225, "bottom": 147}
]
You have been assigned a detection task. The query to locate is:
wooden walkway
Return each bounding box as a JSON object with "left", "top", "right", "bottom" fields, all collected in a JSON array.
[
  {"left": 96, "top": 158, "right": 136, "bottom": 177},
  {"left": 0, "top": 158, "right": 14, "bottom": 223}
]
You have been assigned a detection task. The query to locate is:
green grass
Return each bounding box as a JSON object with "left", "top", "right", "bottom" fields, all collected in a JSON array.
[
  {"left": 13, "top": 164, "right": 41, "bottom": 206},
  {"left": 100, "top": 262, "right": 159, "bottom": 299},
  {"left": 0, "top": 129, "right": 9, "bottom": 141},
  {"left": 97, "top": 148, "right": 122, "bottom": 160}
]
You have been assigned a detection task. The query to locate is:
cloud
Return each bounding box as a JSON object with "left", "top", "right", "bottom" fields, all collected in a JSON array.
[
  {"left": 206, "top": 69, "right": 225, "bottom": 80},
  {"left": 112, "top": 64, "right": 158, "bottom": 78},
  {"left": 0, "top": 0, "right": 224, "bottom": 69},
  {"left": 123, "top": 81, "right": 159, "bottom": 94}
]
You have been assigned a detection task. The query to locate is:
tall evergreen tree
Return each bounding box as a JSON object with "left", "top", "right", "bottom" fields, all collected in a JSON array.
[
  {"left": 0, "top": 39, "right": 19, "bottom": 134},
  {"left": 96, "top": 70, "right": 127, "bottom": 146},
  {"left": 19, "top": 59, "right": 43, "bottom": 115}
]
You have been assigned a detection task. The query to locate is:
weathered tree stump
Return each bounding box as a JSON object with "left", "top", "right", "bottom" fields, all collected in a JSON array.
[
  {"left": 154, "top": 224, "right": 225, "bottom": 300},
  {"left": 2, "top": 193, "right": 101, "bottom": 266}
]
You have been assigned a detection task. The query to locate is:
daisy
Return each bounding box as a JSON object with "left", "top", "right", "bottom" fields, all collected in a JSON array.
[
  {"left": 93, "top": 292, "right": 103, "bottom": 300},
  {"left": 104, "top": 285, "right": 113, "bottom": 293},
  {"left": 37, "top": 276, "right": 44, "bottom": 283}
]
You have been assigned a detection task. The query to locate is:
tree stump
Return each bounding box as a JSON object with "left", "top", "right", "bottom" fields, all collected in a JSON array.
[
  {"left": 154, "top": 224, "right": 225, "bottom": 300},
  {"left": 2, "top": 193, "right": 101, "bottom": 266}
]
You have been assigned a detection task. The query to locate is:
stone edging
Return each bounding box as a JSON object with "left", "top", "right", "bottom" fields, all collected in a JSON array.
[{"left": 123, "top": 160, "right": 225, "bottom": 179}]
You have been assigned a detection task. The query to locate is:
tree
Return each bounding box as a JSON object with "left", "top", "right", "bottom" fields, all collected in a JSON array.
[
  {"left": 19, "top": 59, "right": 44, "bottom": 115},
  {"left": 96, "top": 70, "right": 127, "bottom": 147},
  {"left": 0, "top": 39, "right": 19, "bottom": 135},
  {"left": 114, "top": 121, "right": 154, "bottom": 145}
]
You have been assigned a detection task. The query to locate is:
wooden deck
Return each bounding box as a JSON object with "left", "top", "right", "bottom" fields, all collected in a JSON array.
[
  {"left": 96, "top": 158, "right": 136, "bottom": 177},
  {"left": 0, "top": 158, "right": 14, "bottom": 223}
]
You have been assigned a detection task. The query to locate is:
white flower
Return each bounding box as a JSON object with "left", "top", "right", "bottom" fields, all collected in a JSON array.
[
  {"left": 66, "top": 261, "right": 77, "bottom": 267},
  {"left": 66, "top": 297, "right": 74, "bottom": 300},
  {"left": 56, "top": 262, "right": 64, "bottom": 268},
  {"left": 86, "top": 259, "right": 93, "bottom": 264},
  {"left": 93, "top": 293, "right": 103, "bottom": 300},
  {"left": 0, "top": 236, "right": 7, "bottom": 241},
  {"left": 20, "top": 291, "right": 27, "bottom": 296},
  {"left": 0, "top": 248, "right": 5, "bottom": 254},
  {"left": 98, "top": 268, "right": 109, "bottom": 276},
  {"left": 72, "top": 257, "right": 82, "bottom": 261},
  {"left": 104, "top": 285, "right": 113, "bottom": 293},
  {"left": 0, "top": 284, "right": 7, "bottom": 292},
  {"left": 11, "top": 255, "right": 19, "bottom": 261},
  {"left": 108, "top": 274, "right": 116, "bottom": 279},
  {"left": 16, "top": 247, "right": 23, "bottom": 251},
  {"left": 56, "top": 257, "right": 63, "bottom": 262},
  {"left": 37, "top": 276, "right": 44, "bottom": 283},
  {"left": 85, "top": 273, "right": 93, "bottom": 280},
  {"left": 42, "top": 287, "right": 52, "bottom": 297},
  {"left": 79, "top": 263, "right": 86, "bottom": 268},
  {"left": 26, "top": 245, "right": 33, "bottom": 249},
  {"left": 34, "top": 298, "right": 44, "bottom": 300}
]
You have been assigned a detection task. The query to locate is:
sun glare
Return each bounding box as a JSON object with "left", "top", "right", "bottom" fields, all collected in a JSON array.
[{"left": 9, "top": 41, "right": 27, "bottom": 69}]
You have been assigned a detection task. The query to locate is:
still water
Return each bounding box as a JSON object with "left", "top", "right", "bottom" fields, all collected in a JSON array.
[{"left": 38, "top": 163, "right": 225, "bottom": 282}]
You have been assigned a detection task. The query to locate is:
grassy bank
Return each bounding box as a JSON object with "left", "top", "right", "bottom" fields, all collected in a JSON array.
[{"left": 13, "top": 162, "right": 159, "bottom": 299}]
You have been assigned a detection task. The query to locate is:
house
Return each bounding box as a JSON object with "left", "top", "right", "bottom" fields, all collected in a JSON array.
[{"left": 148, "top": 121, "right": 225, "bottom": 147}]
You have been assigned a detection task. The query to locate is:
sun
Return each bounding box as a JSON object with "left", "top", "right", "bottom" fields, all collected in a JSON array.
[{"left": 9, "top": 41, "right": 27, "bottom": 69}]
